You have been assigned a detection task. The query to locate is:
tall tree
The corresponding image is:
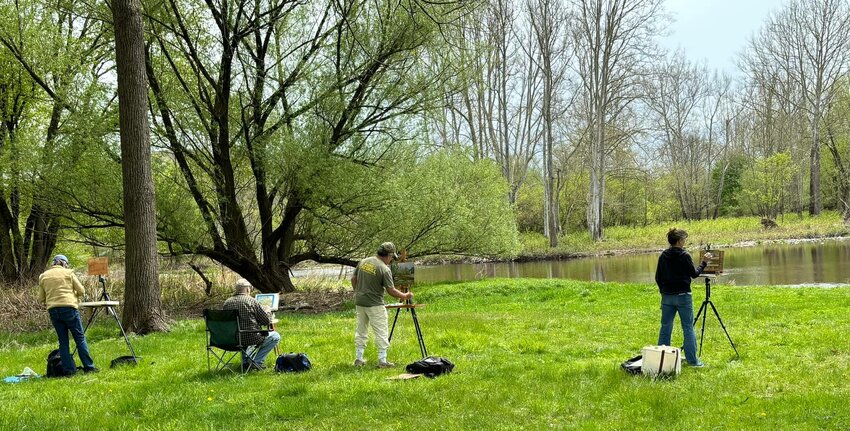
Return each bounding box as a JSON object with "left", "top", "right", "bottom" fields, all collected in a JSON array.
[
  {"left": 747, "top": 0, "right": 850, "bottom": 215},
  {"left": 824, "top": 79, "right": 850, "bottom": 222},
  {"left": 571, "top": 0, "right": 663, "bottom": 240},
  {"left": 644, "top": 52, "right": 732, "bottom": 220},
  {"left": 111, "top": 0, "right": 167, "bottom": 333},
  {"left": 0, "top": 2, "right": 111, "bottom": 283},
  {"left": 529, "top": 0, "right": 570, "bottom": 246},
  {"left": 430, "top": 1, "right": 543, "bottom": 204},
  {"left": 137, "top": 0, "right": 490, "bottom": 293}
]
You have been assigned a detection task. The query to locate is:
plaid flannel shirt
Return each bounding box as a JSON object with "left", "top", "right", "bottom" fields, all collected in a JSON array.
[{"left": 222, "top": 293, "right": 271, "bottom": 346}]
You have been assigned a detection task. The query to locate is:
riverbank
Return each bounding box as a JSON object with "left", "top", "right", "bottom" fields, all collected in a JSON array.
[
  {"left": 420, "top": 212, "right": 850, "bottom": 264},
  {"left": 1, "top": 279, "right": 847, "bottom": 429}
]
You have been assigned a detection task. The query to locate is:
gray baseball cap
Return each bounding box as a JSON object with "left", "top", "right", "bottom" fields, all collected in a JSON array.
[{"left": 378, "top": 242, "right": 399, "bottom": 259}]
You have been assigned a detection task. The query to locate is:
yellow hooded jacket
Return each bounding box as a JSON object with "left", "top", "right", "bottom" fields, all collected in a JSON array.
[{"left": 38, "top": 265, "right": 85, "bottom": 309}]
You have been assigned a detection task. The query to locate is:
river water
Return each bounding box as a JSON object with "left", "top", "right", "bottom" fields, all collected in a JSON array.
[{"left": 294, "top": 239, "right": 850, "bottom": 287}]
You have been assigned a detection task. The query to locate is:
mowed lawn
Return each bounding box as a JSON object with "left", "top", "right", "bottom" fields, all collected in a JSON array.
[{"left": 1, "top": 279, "right": 848, "bottom": 430}]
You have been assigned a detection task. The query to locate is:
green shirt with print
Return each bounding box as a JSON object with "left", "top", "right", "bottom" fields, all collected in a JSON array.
[{"left": 354, "top": 256, "right": 395, "bottom": 307}]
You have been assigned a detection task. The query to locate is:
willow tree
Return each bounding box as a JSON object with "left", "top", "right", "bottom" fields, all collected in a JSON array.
[
  {"left": 0, "top": 1, "right": 111, "bottom": 283},
  {"left": 137, "top": 0, "right": 505, "bottom": 293}
]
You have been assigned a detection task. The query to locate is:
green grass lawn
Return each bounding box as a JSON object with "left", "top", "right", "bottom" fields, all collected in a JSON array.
[
  {"left": 520, "top": 211, "right": 849, "bottom": 257},
  {"left": 1, "top": 279, "right": 848, "bottom": 430}
]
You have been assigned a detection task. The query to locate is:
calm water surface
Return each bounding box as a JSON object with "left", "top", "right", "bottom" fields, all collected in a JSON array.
[
  {"left": 293, "top": 239, "right": 850, "bottom": 286},
  {"left": 413, "top": 239, "right": 850, "bottom": 286}
]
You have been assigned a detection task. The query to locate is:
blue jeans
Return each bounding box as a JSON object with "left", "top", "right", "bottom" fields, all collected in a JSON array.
[
  {"left": 658, "top": 294, "right": 700, "bottom": 365},
  {"left": 243, "top": 331, "right": 281, "bottom": 366},
  {"left": 48, "top": 307, "right": 95, "bottom": 373}
]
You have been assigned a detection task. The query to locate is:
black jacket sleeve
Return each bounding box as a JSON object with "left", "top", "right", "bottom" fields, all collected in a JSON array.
[
  {"left": 655, "top": 255, "right": 663, "bottom": 288},
  {"left": 685, "top": 252, "right": 707, "bottom": 278}
]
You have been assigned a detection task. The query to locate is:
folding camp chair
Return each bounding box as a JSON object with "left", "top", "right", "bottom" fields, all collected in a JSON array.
[{"left": 203, "top": 309, "right": 267, "bottom": 374}]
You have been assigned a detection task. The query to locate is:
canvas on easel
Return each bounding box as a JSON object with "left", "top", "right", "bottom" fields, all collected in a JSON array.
[
  {"left": 255, "top": 293, "right": 280, "bottom": 311},
  {"left": 88, "top": 257, "right": 109, "bottom": 276},
  {"left": 390, "top": 249, "right": 415, "bottom": 289},
  {"left": 386, "top": 249, "right": 428, "bottom": 358},
  {"left": 702, "top": 249, "right": 724, "bottom": 274}
]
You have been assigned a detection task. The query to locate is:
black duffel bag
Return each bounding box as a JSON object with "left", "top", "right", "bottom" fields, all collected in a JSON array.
[
  {"left": 405, "top": 356, "right": 454, "bottom": 378},
  {"left": 274, "top": 352, "right": 312, "bottom": 372}
]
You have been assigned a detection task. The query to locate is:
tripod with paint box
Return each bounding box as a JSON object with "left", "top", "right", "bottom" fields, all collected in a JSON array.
[
  {"left": 77, "top": 257, "right": 138, "bottom": 366},
  {"left": 693, "top": 246, "right": 740, "bottom": 358},
  {"left": 386, "top": 253, "right": 428, "bottom": 358}
]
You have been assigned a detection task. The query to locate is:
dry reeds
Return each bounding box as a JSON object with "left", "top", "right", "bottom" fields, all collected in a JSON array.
[
  {"left": 1, "top": 263, "right": 354, "bottom": 333},
  {"left": 0, "top": 285, "right": 50, "bottom": 333}
]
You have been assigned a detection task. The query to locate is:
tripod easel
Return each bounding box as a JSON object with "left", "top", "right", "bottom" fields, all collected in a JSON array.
[
  {"left": 77, "top": 263, "right": 138, "bottom": 363},
  {"left": 386, "top": 286, "right": 428, "bottom": 358},
  {"left": 694, "top": 274, "right": 739, "bottom": 358}
]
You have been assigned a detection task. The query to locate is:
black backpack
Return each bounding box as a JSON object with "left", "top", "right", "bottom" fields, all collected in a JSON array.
[
  {"left": 46, "top": 349, "right": 67, "bottom": 378},
  {"left": 405, "top": 356, "right": 454, "bottom": 378},
  {"left": 274, "top": 353, "right": 312, "bottom": 373},
  {"left": 621, "top": 354, "right": 643, "bottom": 375}
]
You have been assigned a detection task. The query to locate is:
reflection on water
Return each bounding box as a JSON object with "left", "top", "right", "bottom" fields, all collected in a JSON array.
[{"left": 414, "top": 240, "right": 850, "bottom": 286}]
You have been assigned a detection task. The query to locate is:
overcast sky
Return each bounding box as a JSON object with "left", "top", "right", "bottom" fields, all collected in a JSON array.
[{"left": 661, "top": 0, "right": 787, "bottom": 75}]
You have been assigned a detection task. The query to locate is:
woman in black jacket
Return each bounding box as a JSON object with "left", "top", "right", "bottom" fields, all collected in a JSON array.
[{"left": 655, "top": 228, "right": 711, "bottom": 367}]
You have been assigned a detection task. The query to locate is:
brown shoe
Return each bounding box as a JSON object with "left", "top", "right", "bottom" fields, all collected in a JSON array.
[
  {"left": 353, "top": 359, "right": 367, "bottom": 367},
  {"left": 377, "top": 361, "right": 395, "bottom": 369}
]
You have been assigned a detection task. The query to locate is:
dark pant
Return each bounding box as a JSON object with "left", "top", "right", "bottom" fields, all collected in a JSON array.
[
  {"left": 658, "top": 293, "right": 699, "bottom": 365},
  {"left": 48, "top": 307, "right": 95, "bottom": 373}
]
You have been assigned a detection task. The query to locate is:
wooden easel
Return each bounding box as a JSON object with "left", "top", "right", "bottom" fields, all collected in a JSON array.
[
  {"left": 76, "top": 257, "right": 138, "bottom": 364},
  {"left": 386, "top": 250, "right": 428, "bottom": 358}
]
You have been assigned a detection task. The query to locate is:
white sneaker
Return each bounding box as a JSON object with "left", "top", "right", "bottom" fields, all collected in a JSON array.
[
  {"left": 377, "top": 361, "right": 395, "bottom": 369},
  {"left": 353, "top": 359, "right": 366, "bottom": 367}
]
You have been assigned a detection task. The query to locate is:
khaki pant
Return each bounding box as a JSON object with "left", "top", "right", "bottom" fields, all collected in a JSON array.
[{"left": 354, "top": 305, "right": 390, "bottom": 352}]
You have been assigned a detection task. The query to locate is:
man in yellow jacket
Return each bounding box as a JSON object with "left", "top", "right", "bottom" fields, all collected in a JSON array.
[{"left": 38, "top": 255, "right": 98, "bottom": 375}]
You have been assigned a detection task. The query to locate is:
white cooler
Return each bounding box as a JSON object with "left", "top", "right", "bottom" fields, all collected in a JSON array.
[{"left": 640, "top": 345, "right": 681, "bottom": 377}]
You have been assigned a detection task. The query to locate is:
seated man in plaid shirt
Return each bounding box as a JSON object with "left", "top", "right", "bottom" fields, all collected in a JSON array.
[{"left": 223, "top": 278, "right": 281, "bottom": 371}]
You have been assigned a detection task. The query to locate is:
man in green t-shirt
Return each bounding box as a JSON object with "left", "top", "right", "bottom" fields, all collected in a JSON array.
[{"left": 351, "top": 242, "right": 413, "bottom": 368}]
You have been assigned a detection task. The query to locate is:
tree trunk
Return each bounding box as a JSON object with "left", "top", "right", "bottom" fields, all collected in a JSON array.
[
  {"left": 112, "top": 0, "right": 168, "bottom": 334},
  {"left": 543, "top": 46, "right": 557, "bottom": 247},
  {"left": 588, "top": 109, "right": 605, "bottom": 241},
  {"left": 826, "top": 126, "right": 850, "bottom": 223},
  {"left": 809, "top": 123, "right": 821, "bottom": 216}
]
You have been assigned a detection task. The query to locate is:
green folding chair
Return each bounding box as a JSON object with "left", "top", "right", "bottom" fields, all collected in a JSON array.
[{"left": 203, "top": 309, "right": 265, "bottom": 374}]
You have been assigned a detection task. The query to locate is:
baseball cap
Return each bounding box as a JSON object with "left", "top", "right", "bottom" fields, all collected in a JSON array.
[
  {"left": 235, "top": 278, "right": 253, "bottom": 292},
  {"left": 378, "top": 242, "right": 399, "bottom": 260}
]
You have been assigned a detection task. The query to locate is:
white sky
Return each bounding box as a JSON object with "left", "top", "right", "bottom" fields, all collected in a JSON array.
[{"left": 661, "top": 0, "right": 788, "bottom": 74}]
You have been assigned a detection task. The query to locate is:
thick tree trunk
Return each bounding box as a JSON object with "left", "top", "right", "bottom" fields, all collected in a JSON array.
[{"left": 112, "top": 0, "right": 168, "bottom": 334}]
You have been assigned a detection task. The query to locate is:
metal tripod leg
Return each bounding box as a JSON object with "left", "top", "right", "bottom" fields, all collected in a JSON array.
[
  {"left": 694, "top": 298, "right": 739, "bottom": 358},
  {"left": 388, "top": 308, "right": 402, "bottom": 342},
  {"left": 708, "top": 301, "right": 740, "bottom": 358},
  {"left": 108, "top": 305, "right": 137, "bottom": 359},
  {"left": 409, "top": 307, "right": 428, "bottom": 358},
  {"left": 82, "top": 306, "right": 101, "bottom": 334},
  {"left": 100, "top": 291, "right": 137, "bottom": 359},
  {"left": 694, "top": 299, "right": 710, "bottom": 356},
  {"left": 75, "top": 290, "right": 138, "bottom": 361}
]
